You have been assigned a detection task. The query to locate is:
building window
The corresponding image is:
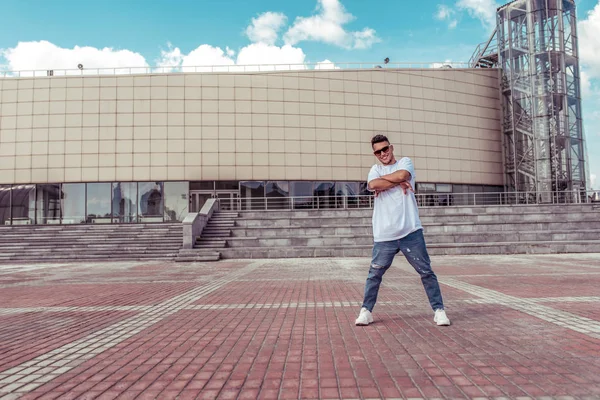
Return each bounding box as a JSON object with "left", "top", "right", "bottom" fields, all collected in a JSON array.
[
  {"left": 436, "top": 184, "right": 452, "bottom": 193},
  {"left": 36, "top": 184, "right": 61, "bottom": 224},
  {"left": 0, "top": 186, "right": 11, "bottom": 225},
  {"left": 138, "top": 182, "right": 164, "bottom": 223},
  {"left": 86, "top": 183, "right": 112, "bottom": 223},
  {"left": 11, "top": 185, "right": 35, "bottom": 225},
  {"left": 61, "top": 184, "right": 86, "bottom": 224},
  {"left": 266, "top": 181, "right": 289, "bottom": 209},
  {"left": 215, "top": 181, "right": 239, "bottom": 191},
  {"left": 239, "top": 181, "right": 265, "bottom": 210},
  {"left": 314, "top": 181, "right": 335, "bottom": 208},
  {"left": 164, "top": 182, "right": 189, "bottom": 222},
  {"left": 290, "top": 181, "right": 314, "bottom": 209},
  {"left": 112, "top": 183, "right": 137, "bottom": 223},
  {"left": 190, "top": 181, "right": 214, "bottom": 191}
]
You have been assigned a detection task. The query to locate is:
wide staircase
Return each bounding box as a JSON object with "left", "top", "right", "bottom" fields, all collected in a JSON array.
[
  {"left": 0, "top": 223, "right": 183, "bottom": 263},
  {"left": 197, "top": 204, "right": 600, "bottom": 259}
]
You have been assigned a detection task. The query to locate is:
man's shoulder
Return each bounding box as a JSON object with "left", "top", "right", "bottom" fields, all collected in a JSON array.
[
  {"left": 368, "top": 164, "right": 382, "bottom": 174},
  {"left": 397, "top": 157, "right": 414, "bottom": 170}
]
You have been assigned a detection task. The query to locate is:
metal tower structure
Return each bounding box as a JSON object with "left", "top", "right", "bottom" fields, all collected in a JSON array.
[{"left": 470, "top": 0, "right": 587, "bottom": 197}]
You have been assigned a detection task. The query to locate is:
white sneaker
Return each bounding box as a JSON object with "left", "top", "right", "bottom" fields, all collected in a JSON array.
[
  {"left": 355, "top": 307, "right": 373, "bottom": 326},
  {"left": 434, "top": 309, "right": 451, "bottom": 326}
]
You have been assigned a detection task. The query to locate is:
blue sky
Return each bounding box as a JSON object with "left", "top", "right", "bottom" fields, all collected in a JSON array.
[{"left": 0, "top": 0, "right": 598, "bottom": 188}]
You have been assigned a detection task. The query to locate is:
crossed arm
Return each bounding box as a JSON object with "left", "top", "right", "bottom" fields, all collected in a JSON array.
[{"left": 368, "top": 170, "right": 414, "bottom": 195}]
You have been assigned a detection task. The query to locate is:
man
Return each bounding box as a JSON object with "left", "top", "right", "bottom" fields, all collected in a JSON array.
[{"left": 355, "top": 134, "right": 451, "bottom": 327}]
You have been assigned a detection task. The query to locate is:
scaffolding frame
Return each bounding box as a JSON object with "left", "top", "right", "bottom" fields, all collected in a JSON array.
[{"left": 471, "top": 0, "right": 587, "bottom": 195}]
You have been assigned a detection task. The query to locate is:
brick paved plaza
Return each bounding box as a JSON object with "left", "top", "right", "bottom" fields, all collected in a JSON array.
[{"left": 1, "top": 254, "right": 600, "bottom": 400}]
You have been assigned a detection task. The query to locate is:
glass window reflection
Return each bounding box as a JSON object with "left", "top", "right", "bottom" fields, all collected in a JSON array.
[
  {"left": 240, "top": 181, "right": 265, "bottom": 210},
  {"left": 138, "top": 182, "right": 164, "bottom": 222},
  {"left": 314, "top": 181, "right": 335, "bottom": 209},
  {"left": 215, "top": 181, "right": 238, "bottom": 191},
  {"left": 290, "top": 181, "right": 314, "bottom": 209},
  {"left": 266, "top": 181, "right": 289, "bottom": 209},
  {"left": 0, "top": 186, "right": 11, "bottom": 225},
  {"left": 62, "top": 184, "right": 86, "bottom": 224},
  {"left": 112, "top": 183, "right": 137, "bottom": 223},
  {"left": 87, "top": 183, "right": 112, "bottom": 223},
  {"left": 36, "top": 184, "right": 61, "bottom": 224},
  {"left": 164, "top": 182, "right": 188, "bottom": 222},
  {"left": 0, "top": 185, "right": 10, "bottom": 225},
  {"left": 335, "top": 182, "right": 360, "bottom": 208},
  {"left": 11, "top": 185, "right": 35, "bottom": 225}
]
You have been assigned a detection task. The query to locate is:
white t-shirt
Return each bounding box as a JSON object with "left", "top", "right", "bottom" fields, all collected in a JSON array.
[{"left": 367, "top": 157, "right": 423, "bottom": 242}]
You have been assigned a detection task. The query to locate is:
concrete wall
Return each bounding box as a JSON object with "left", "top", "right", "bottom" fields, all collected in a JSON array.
[{"left": 0, "top": 68, "right": 503, "bottom": 185}]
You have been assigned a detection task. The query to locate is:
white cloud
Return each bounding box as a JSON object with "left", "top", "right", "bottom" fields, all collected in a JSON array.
[
  {"left": 431, "top": 59, "right": 454, "bottom": 68},
  {"left": 156, "top": 43, "right": 183, "bottom": 71},
  {"left": 181, "top": 45, "right": 235, "bottom": 67},
  {"left": 245, "top": 12, "right": 288, "bottom": 45},
  {"left": 579, "top": 2, "right": 600, "bottom": 78},
  {"left": 314, "top": 59, "right": 339, "bottom": 69},
  {"left": 159, "top": 44, "right": 235, "bottom": 72},
  {"left": 436, "top": 4, "right": 453, "bottom": 20},
  {"left": 591, "top": 173, "right": 597, "bottom": 189},
  {"left": 283, "top": 0, "right": 379, "bottom": 49},
  {"left": 0, "top": 39, "right": 320, "bottom": 75},
  {"left": 236, "top": 43, "right": 306, "bottom": 70},
  {"left": 156, "top": 42, "right": 306, "bottom": 72},
  {"left": 352, "top": 28, "right": 379, "bottom": 49},
  {"left": 581, "top": 69, "right": 592, "bottom": 99},
  {"left": 435, "top": 5, "right": 458, "bottom": 29},
  {"left": 456, "top": 0, "right": 497, "bottom": 27},
  {"left": 0, "top": 40, "right": 148, "bottom": 76}
]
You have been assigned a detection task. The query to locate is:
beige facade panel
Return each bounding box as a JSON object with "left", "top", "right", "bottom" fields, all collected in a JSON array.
[{"left": 0, "top": 68, "right": 503, "bottom": 185}]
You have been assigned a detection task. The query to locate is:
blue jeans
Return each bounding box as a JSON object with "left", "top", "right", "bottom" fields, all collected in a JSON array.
[{"left": 362, "top": 229, "right": 444, "bottom": 312}]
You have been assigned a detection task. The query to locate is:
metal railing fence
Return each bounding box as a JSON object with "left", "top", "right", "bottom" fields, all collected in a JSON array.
[
  {"left": 0, "top": 62, "right": 473, "bottom": 79},
  {"left": 215, "top": 190, "right": 599, "bottom": 211}
]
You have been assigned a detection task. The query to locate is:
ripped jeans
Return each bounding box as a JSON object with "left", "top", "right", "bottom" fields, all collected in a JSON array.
[{"left": 361, "top": 229, "right": 444, "bottom": 312}]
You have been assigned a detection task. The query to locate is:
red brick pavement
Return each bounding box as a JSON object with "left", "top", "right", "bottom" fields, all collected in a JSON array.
[
  {"left": 0, "top": 311, "right": 135, "bottom": 372},
  {"left": 0, "top": 254, "right": 599, "bottom": 399}
]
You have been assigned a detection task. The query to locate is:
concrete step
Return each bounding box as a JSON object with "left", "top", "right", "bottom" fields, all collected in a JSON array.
[
  {"left": 0, "top": 244, "right": 182, "bottom": 251},
  {"left": 195, "top": 241, "right": 227, "bottom": 249},
  {"left": 236, "top": 204, "right": 597, "bottom": 219},
  {"left": 0, "top": 232, "right": 183, "bottom": 238},
  {"left": 0, "top": 222, "right": 184, "bottom": 262},
  {"left": 0, "top": 251, "right": 180, "bottom": 258},
  {"left": 201, "top": 230, "right": 231, "bottom": 237},
  {"left": 215, "top": 230, "right": 600, "bottom": 248},
  {"left": 0, "top": 247, "right": 181, "bottom": 255},
  {"left": 228, "top": 223, "right": 600, "bottom": 237},
  {"left": 207, "top": 221, "right": 235, "bottom": 226},
  {"left": 0, "top": 238, "right": 182, "bottom": 248},
  {"left": 219, "top": 240, "right": 600, "bottom": 259},
  {"left": 232, "top": 217, "right": 600, "bottom": 230},
  {"left": 0, "top": 225, "right": 182, "bottom": 231},
  {"left": 176, "top": 249, "right": 221, "bottom": 262},
  {"left": 232, "top": 211, "right": 600, "bottom": 227}
]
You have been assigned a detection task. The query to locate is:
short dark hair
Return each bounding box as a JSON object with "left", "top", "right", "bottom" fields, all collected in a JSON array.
[{"left": 371, "top": 134, "right": 389, "bottom": 147}]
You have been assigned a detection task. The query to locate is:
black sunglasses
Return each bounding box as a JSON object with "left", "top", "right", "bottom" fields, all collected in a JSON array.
[{"left": 373, "top": 145, "right": 391, "bottom": 156}]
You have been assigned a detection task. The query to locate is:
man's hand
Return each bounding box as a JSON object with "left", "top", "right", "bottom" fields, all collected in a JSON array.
[
  {"left": 398, "top": 181, "right": 414, "bottom": 195},
  {"left": 374, "top": 181, "right": 413, "bottom": 197}
]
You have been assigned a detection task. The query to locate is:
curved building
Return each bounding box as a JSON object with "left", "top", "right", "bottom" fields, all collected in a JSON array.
[{"left": 0, "top": 67, "right": 504, "bottom": 224}]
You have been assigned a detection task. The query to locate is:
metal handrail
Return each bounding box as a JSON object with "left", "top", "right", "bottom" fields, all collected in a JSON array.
[
  {"left": 215, "top": 190, "right": 598, "bottom": 211},
  {"left": 0, "top": 61, "right": 474, "bottom": 79},
  {"left": 469, "top": 29, "right": 498, "bottom": 68}
]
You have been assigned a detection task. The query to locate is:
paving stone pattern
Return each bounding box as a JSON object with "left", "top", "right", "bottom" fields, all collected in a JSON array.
[{"left": 1, "top": 254, "right": 600, "bottom": 399}]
